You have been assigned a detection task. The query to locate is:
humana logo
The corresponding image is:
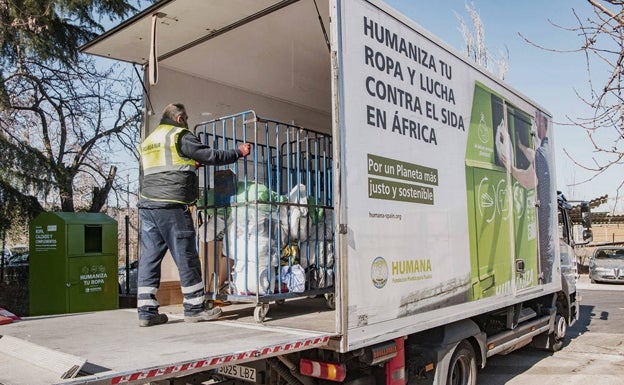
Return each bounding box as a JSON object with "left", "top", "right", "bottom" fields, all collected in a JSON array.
[
  {"left": 142, "top": 143, "right": 161, "bottom": 151},
  {"left": 392, "top": 259, "right": 432, "bottom": 274},
  {"left": 80, "top": 273, "right": 107, "bottom": 280}
]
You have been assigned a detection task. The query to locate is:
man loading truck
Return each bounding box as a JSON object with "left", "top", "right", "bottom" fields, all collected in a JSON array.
[{"left": 137, "top": 102, "right": 251, "bottom": 326}]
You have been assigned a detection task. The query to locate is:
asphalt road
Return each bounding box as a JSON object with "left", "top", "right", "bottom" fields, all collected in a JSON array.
[{"left": 477, "top": 274, "right": 624, "bottom": 385}]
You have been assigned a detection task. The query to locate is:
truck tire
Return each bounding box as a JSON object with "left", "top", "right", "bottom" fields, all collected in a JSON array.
[
  {"left": 447, "top": 340, "right": 477, "bottom": 385},
  {"left": 548, "top": 314, "right": 566, "bottom": 352}
]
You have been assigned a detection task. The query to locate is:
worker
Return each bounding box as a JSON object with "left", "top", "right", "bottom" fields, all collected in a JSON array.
[{"left": 137, "top": 103, "right": 251, "bottom": 327}]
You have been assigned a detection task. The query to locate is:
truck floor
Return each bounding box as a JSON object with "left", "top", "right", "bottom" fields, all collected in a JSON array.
[{"left": 0, "top": 296, "right": 335, "bottom": 385}]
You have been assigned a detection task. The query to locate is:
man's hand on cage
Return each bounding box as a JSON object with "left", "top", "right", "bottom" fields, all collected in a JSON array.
[{"left": 238, "top": 143, "right": 252, "bottom": 157}]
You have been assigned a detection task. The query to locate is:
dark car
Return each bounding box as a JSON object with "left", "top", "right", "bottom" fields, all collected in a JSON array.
[
  {"left": 1, "top": 248, "right": 10, "bottom": 266},
  {"left": 118, "top": 260, "right": 138, "bottom": 294},
  {"left": 2, "top": 245, "right": 29, "bottom": 266},
  {"left": 589, "top": 247, "right": 624, "bottom": 284},
  {"left": 7, "top": 252, "right": 29, "bottom": 266}
]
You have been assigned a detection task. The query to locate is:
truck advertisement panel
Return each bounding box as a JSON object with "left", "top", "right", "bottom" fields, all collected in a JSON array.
[{"left": 338, "top": 0, "right": 558, "bottom": 345}]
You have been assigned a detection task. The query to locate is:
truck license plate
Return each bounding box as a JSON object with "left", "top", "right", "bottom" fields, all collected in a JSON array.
[{"left": 217, "top": 364, "right": 257, "bottom": 382}]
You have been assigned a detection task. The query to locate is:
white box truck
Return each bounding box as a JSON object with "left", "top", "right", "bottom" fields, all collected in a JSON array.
[{"left": 0, "top": 1, "right": 592, "bottom": 384}]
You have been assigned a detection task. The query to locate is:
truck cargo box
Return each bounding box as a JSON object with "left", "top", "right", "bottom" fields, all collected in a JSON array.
[{"left": 81, "top": 0, "right": 564, "bottom": 351}]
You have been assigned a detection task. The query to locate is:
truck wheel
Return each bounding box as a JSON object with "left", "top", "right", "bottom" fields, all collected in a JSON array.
[
  {"left": 548, "top": 314, "right": 566, "bottom": 352},
  {"left": 447, "top": 340, "right": 477, "bottom": 385}
]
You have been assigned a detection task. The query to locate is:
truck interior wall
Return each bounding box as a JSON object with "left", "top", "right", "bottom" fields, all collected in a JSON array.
[
  {"left": 139, "top": 64, "right": 333, "bottom": 303},
  {"left": 145, "top": 67, "right": 333, "bottom": 135}
]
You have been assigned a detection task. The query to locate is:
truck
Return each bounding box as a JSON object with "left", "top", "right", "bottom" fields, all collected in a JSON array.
[{"left": 0, "top": 1, "right": 593, "bottom": 384}]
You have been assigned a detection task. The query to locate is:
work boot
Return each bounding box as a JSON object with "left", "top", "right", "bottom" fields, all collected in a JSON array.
[
  {"left": 138, "top": 313, "right": 168, "bottom": 327},
  {"left": 184, "top": 307, "right": 222, "bottom": 323}
]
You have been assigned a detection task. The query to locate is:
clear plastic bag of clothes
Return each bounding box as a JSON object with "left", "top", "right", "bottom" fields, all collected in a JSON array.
[{"left": 281, "top": 264, "right": 305, "bottom": 293}]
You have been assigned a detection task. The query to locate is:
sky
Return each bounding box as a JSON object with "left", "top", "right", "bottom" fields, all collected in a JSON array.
[{"left": 384, "top": 0, "right": 622, "bottom": 213}]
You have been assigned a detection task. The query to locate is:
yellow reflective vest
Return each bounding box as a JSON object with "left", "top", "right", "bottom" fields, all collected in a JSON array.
[{"left": 139, "top": 124, "right": 198, "bottom": 205}]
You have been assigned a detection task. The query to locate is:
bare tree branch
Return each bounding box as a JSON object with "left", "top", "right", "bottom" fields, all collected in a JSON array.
[
  {"left": 521, "top": 1, "right": 624, "bottom": 212},
  {"left": 0, "top": 54, "right": 141, "bottom": 213},
  {"left": 455, "top": 1, "right": 509, "bottom": 80}
]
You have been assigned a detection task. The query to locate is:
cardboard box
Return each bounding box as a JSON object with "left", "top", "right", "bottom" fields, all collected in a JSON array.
[
  {"left": 199, "top": 241, "right": 230, "bottom": 293},
  {"left": 155, "top": 241, "right": 229, "bottom": 306},
  {"left": 155, "top": 281, "right": 183, "bottom": 305}
]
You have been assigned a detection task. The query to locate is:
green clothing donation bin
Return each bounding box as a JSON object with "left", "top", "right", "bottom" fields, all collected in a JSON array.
[{"left": 29, "top": 212, "right": 119, "bottom": 316}]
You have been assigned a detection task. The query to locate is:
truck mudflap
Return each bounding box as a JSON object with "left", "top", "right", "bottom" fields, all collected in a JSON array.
[{"left": 0, "top": 308, "right": 335, "bottom": 385}]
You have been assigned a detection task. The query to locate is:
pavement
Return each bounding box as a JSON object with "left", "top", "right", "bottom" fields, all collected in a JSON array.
[
  {"left": 575, "top": 273, "right": 624, "bottom": 291},
  {"left": 479, "top": 273, "right": 624, "bottom": 385}
]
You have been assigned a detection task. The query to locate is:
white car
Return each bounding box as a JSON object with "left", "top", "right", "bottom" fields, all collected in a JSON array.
[{"left": 589, "top": 247, "right": 624, "bottom": 284}]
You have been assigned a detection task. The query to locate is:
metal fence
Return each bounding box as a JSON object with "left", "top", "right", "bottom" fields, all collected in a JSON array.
[{"left": 194, "top": 111, "right": 334, "bottom": 321}]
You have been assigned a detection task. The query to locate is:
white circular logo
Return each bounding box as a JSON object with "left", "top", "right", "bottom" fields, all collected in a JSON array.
[{"left": 371, "top": 257, "right": 388, "bottom": 288}]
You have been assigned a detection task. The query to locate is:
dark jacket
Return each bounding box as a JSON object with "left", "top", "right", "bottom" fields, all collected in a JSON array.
[{"left": 138, "top": 118, "right": 242, "bottom": 208}]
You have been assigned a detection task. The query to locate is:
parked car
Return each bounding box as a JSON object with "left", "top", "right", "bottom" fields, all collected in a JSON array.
[
  {"left": 7, "top": 252, "right": 29, "bottom": 266},
  {"left": 9, "top": 245, "right": 28, "bottom": 255},
  {"left": 589, "top": 246, "right": 624, "bottom": 284},
  {"left": 118, "top": 260, "right": 138, "bottom": 294},
  {"left": 1, "top": 247, "right": 11, "bottom": 265},
  {"left": 2, "top": 245, "right": 29, "bottom": 266}
]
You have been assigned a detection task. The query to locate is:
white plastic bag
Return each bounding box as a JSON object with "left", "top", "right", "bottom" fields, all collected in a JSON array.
[
  {"left": 201, "top": 216, "right": 225, "bottom": 242},
  {"left": 299, "top": 240, "right": 334, "bottom": 269},
  {"left": 281, "top": 264, "right": 306, "bottom": 293},
  {"left": 283, "top": 184, "right": 309, "bottom": 241},
  {"left": 227, "top": 208, "right": 279, "bottom": 267},
  {"left": 233, "top": 261, "right": 276, "bottom": 295},
  {"left": 310, "top": 267, "right": 334, "bottom": 289}
]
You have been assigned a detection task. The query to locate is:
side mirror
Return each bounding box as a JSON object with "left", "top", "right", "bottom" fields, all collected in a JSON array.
[
  {"left": 581, "top": 201, "right": 591, "bottom": 228},
  {"left": 573, "top": 225, "right": 593, "bottom": 245}
]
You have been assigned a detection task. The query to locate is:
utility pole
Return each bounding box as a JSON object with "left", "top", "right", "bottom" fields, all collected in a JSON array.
[{"left": 125, "top": 173, "right": 130, "bottom": 295}]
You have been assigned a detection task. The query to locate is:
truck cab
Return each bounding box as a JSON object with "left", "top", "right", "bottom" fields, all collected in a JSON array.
[{"left": 557, "top": 192, "right": 592, "bottom": 324}]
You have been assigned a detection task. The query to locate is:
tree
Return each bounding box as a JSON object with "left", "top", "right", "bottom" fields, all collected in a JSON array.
[
  {"left": 0, "top": 0, "right": 148, "bottom": 241},
  {"left": 571, "top": 0, "right": 624, "bottom": 208},
  {"left": 0, "top": 0, "right": 138, "bottom": 67},
  {"left": 1, "top": 56, "right": 142, "bottom": 212},
  {"left": 520, "top": 0, "right": 624, "bottom": 210},
  {"left": 455, "top": 1, "right": 509, "bottom": 80}
]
